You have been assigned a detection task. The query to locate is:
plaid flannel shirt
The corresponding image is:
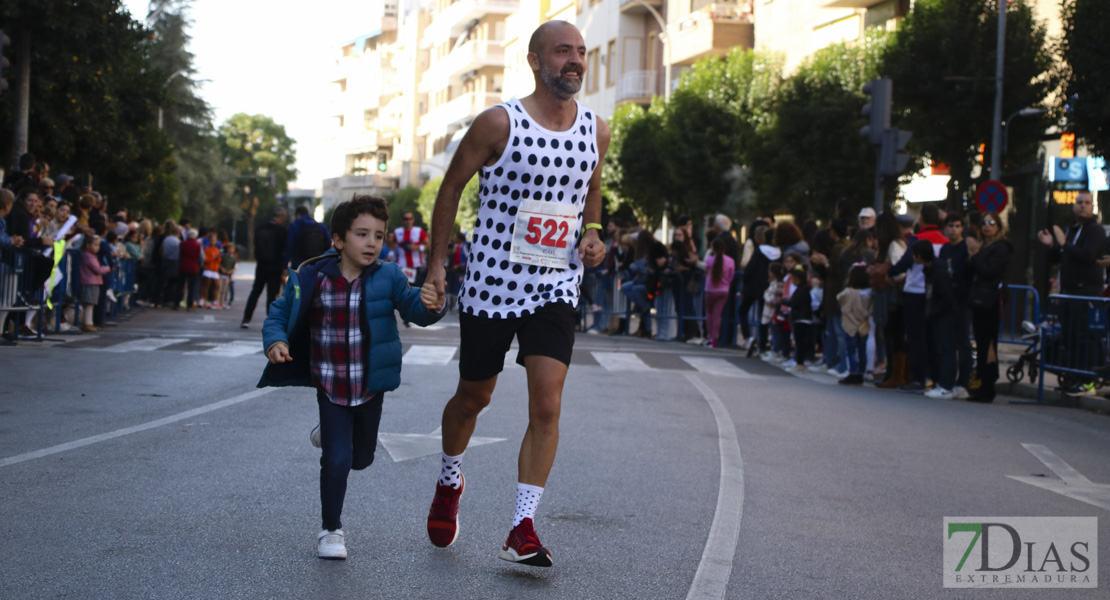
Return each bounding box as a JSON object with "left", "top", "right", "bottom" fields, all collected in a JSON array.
[{"left": 310, "top": 270, "right": 371, "bottom": 407}]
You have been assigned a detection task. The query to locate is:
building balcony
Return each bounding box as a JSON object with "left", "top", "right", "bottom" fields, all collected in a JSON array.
[
  {"left": 422, "top": 0, "right": 519, "bottom": 46},
  {"left": 822, "top": 0, "right": 881, "bottom": 7},
  {"left": 419, "top": 39, "right": 505, "bottom": 93},
  {"left": 668, "top": 4, "right": 754, "bottom": 66},
  {"left": 416, "top": 91, "right": 502, "bottom": 136},
  {"left": 619, "top": 0, "right": 663, "bottom": 15},
  {"left": 615, "top": 70, "right": 659, "bottom": 105}
]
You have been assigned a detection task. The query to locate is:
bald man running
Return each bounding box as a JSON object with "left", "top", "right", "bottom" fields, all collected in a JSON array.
[{"left": 420, "top": 21, "right": 609, "bottom": 567}]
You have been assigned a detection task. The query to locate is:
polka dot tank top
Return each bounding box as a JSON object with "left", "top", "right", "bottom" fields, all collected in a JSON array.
[{"left": 459, "top": 98, "right": 599, "bottom": 319}]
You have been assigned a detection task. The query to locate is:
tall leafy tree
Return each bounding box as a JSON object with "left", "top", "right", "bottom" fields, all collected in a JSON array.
[
  {"left": 144, "top": 0, "right": 236, "bottom": 226},
  {"left": 218, "top": 113, "right": 297, "bottom": 258},
  {"left": 1061, "top": 0, "right": 1110, "bottom": 157},
  {"left": 603, "top": 102, "right": 671, "bottom": 228},
  {"left": 881, "top": 0, "right": 1055, "bottom": 203},
  {"left": 0, "top": 0, "right": 176, "bottom": 217},
  {"left": 750, "top": 32, "right": 889, "bottom": 220}
]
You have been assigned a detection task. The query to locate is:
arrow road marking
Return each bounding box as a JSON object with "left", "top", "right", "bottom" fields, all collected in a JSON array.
[
  {"left": 378, "top": 407, "right": 504, "bottom": 462},
  {"left": 185, "top": 340, "right": 262, "bottom": 357},
  {"left": 1007, "top": 443, "right": 1110, "bottom": 511}
]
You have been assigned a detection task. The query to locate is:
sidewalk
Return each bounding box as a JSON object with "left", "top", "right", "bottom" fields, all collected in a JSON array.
[{"left": 996, "top": 344, "right": 1110, "bottom": 413}]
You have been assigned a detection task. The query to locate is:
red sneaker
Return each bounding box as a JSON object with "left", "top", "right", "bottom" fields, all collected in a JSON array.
[
  {"left": 498, "top": 518, "right": 552, "bottom": 567},
  {"left": 427, "top": 475, "right": 464, "bottom": 547}
]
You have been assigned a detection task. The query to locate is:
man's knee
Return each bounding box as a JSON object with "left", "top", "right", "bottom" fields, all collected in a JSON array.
[
  {"left": 451, "top": 381, "right": 494, "bottom": 417},
  {"left": 529, "top": 394, "right": 561, "bottom": 425}
]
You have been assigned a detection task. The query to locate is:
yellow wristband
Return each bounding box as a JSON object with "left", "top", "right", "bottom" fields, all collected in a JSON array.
[{"left": 583, "top": 223, "right": 603, "bottom": 233}]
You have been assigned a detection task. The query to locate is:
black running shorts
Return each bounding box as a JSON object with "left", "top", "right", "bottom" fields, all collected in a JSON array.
[{"left": 458, "top": 301, "right": 577, "bottom": 382}]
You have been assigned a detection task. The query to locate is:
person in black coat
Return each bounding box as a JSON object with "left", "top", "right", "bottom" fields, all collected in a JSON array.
[
  {"left": 965, "top": 212, "right": 1012, "bottom": 403},
  {"left": 240, "top": 206, "right": 288, "bottom": 329},
  {"left": 914, "top": 239, "right": 958, "bottom": 398}
]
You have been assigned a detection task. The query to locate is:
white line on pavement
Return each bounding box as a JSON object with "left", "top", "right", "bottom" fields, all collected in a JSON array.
[
  {"left": 591, "top": 351, "right": 653, "bottom": 372},
  {"left": 403, "top": 344, "right": 457, "bottom": 365},
  {"left": 685, "top": 372, "right": 745, "bottom": 600},
  {"left": 681, "top": 356, "right": 763, "bottom": 379},
  {"left": 184, "top": 340, "right": 262, "bottom": 357},
  {"left": 0, "top": 388, "right": 277, "bottom": 468},
  {"left": 101, "top": 338, "right": 189, "bottom": 353}
]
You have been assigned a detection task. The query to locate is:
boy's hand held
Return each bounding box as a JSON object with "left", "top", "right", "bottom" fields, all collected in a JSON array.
[
  {"left": 421, "top": 266, "right": 447, "bottom": 311},
  {"left": 266, "top": 342, "right": 292, "bottom": 364}
]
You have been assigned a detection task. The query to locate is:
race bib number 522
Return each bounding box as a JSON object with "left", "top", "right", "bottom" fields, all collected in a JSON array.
[{"left": 509, "top": 199, "right": 578, "bottom": 269}]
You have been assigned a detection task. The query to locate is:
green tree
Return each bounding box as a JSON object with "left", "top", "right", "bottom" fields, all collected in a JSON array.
[
  {"left": 415, "top": 175, "right": 480, "bottom": 235},
  {"left": 1061, "top": 0, "right": 1110, "bottom": 157},
  {"left": 145, "top": 0, "right": 236, "bottom": 226},
  {"left": 750, "top": 32, "right": 889, "bottom": 219},
  {"left": 217, "top": 113, "right": 297, "bottom": 258},
  {"left": 603, "top": 102, "right": 671, "bottom": 228},
  {"left": 0, "top": 0, "right": 177, "bottom": 217},
  {"left": 881, "top": 0, "right": 1055, "bottom": 204}
]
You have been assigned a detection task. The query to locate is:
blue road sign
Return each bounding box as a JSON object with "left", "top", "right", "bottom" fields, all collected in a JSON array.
[{"left": 976, "top": 180, "right": 1008, "bottom": 213}]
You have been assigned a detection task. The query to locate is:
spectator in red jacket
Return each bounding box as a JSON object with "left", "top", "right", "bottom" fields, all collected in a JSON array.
[{"left": 179, "top": 229, "right": 202, "bottom": 311}]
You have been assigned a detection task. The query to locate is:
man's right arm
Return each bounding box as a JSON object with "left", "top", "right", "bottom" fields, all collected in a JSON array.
[{"left": 422, "top": 107, "right": 509, "bottom": 308}]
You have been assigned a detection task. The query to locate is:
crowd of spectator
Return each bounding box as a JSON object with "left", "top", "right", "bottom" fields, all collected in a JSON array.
[
  {"left": 582, "top": 199, "right": 1019, "bottom": 403},
  {"left": 0, "top": 152, "right": 242, "bottom": 340}
]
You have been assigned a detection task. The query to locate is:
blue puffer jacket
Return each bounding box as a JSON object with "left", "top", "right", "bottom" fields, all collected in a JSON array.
[{"left": 257, "top": 253, "right": 442, "bottom": 392}]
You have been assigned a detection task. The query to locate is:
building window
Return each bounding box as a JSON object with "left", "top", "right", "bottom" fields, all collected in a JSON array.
[
  {"left": 333, "top": 115, "right": 345, "bottom": 129},
  {"left": 364, "top": 110, "right": 377, "bottom": 131},
  {"left": 335, "top": 79, "right": 347, "bottom": 93},
  {"left": 606, "top": 39, "right": 617, "bottom": 88},
  {"left": 586, "top": 47, "right": 600, "bottom": 94},
  {"left": 341, "top": 44, "right": 355, "bottom": 57}
]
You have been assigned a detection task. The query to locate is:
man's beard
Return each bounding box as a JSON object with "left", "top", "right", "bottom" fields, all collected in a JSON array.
[{"left": 539, "top": 56, "right": 582, "bottom": 100}]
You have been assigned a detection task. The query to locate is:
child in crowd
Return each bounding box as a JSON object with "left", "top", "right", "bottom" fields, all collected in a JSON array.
[
  {"left": 258, "top": 195, "right": 444, "bottom": 560},
  {"left": 218, "top": 243, "right": 238, "bottom": 309},
  {"left": 761, "top": 262, "right": 785, "bottom": 360},
  {"left": 913, "top": 239, "right": 958, "bottom": 398},
  {"left": 703, "top": 238, "right": 735, "bottom": 348},
  {"left": 79, "top": 234, "right": 110, "bottom": 333},
  {"left": 200, "top": 230, "right": 222, "bottom": 308},
  {"left": 837, "top": 264, "right": 873, "bottom": 385},
  {"left": 782, "top": 263, "right": 813, "bottom": 370}
]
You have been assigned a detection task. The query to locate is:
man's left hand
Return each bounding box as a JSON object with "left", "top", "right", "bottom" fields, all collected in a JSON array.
[{"left": 578, "top": 230, "right": 606, "bottom": 267}]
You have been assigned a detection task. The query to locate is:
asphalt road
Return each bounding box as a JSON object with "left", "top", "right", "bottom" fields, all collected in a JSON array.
[{"left": 3, "top": 280, "right": 1110, "bottom": 599}]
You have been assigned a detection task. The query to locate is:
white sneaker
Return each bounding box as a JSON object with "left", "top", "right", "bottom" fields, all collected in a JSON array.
[
  {"left": 951, "top": 386, "right": 970, "bottom": 399},
  {"left": 106, "top": 289, "right": 118, "bottom": 303},
  {"left": 310, "top": 424, "right": 321, "bottom": 448},
  {"left": 780, "top": 359, "right": 798, "bottom": 369},
  {"left": 806, "top": 363, "right": 827, "bottom": 373},
  {"left": 925, "top": 387, "right": 954, "bottom": 399},
  {"left": 760, "top": 351, "right": 775, "bottom": 361},
  {"left": 316, "top": 529, "right": 347, "bottom": 559}
]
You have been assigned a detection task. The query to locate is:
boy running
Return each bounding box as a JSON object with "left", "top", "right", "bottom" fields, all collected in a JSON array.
[{"left": 258, "top": 195, "right": 443, "bottom": 559}]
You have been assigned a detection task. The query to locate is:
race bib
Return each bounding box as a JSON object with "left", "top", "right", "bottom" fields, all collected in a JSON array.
[
  {"left": 402, "top": 267, "right": 417, "bottom": 283},
  {"left": 509, "top": 200, "right": 578, "bottom": 269}
]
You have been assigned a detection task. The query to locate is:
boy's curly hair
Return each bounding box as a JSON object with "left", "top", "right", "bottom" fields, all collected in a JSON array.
[{"left": 331, "top": 194, "right": 389, "bottom": 239}]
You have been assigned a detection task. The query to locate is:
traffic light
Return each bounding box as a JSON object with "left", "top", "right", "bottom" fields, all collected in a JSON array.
[
  {"left": 859, "top": 77, "right": 892, "bottom": 145},
  {"left": 377, "top": 152, "right": 388, "bottom": 172},
  {"left": 879, "top": 129, "right": 913, "bottom": 177},
  {"left": 0, "top": 29, "right": 11, "bottom": 96}
]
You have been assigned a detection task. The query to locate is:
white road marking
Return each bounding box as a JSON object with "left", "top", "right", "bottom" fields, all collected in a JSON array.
[
  {"left": 1008, "top": 443, "right": 1110, "bottom": 511},
  {"left": 592, "top": 351, "right": 653, "bottom": 372},
  {"left": 379, "top": 408, "right": 502, "bottom": 462},
  {"left": 681, "top": 356, "right": 763, "bottom": 379},
  {"left": 403, "top": 344, "right": 457, "bottom": 365},
  {"left": 101, "top": 337, "right": 189, "bottom": 353},
  {"left": 0, "top": 388, "right": 277, "bottom": 468},
  {"left": 685, "top": 373, "right": 745, "bottom": 600},
  {"left": 185, "top": 340, "right": 262, "bottom": 357}
]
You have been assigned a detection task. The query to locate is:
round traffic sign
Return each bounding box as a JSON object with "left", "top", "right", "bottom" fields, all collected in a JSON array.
[{"left": 976, "top": 180, "right": 1008, "bottom": 213}]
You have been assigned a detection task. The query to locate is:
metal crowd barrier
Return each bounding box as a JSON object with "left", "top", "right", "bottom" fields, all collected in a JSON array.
[
  {"left": 1038, "top": 293, "right": 1110, "bottom": 403},
  {"left": 998, "top": 284, "right": 1040, "bottom": 347},
  {"left": 577, "top": 269, "right": 716, "bottom": 342},
  {"left": 0, "top": 243, "right": 49, "bottom": 340}
]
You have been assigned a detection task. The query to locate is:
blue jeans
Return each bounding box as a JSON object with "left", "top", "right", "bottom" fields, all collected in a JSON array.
[
  {"left": 318, "top": 389, "right": 384, "bottom": 531},
  {"left": 824, "top": 315, "right": 848, "bottom": 374},
  {"left": 845, "top": 333, "right": 868, "bottom": 375},
  {"left": 621, "top": 281, "right": 650, "bottom": 313}
]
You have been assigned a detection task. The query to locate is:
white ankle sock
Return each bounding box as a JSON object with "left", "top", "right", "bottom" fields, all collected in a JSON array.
[
  {"left": 438, "top": 451, "right": 464, "bottom": 489},
  {"left": 513, "top": 483, "right": 544, "bottom": 527}
]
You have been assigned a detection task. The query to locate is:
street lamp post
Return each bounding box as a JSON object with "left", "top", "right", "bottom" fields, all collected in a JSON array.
[
  {"left": 1002, "top": 107, "right": 1048, "bottom": 157},
  {"left": 989, "top": 0, "right": 1007, "bottom": 181},
  {"left": 627, "top": 0, "right": 670, "bottom": 103},
  {"left": 158, "top": 69, "right": 188, "bottom": 129}
]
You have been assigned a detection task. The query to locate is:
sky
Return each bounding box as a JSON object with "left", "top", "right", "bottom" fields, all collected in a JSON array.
[{"left": 121, "top": 0, "right": 379, "bottom": 190}]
